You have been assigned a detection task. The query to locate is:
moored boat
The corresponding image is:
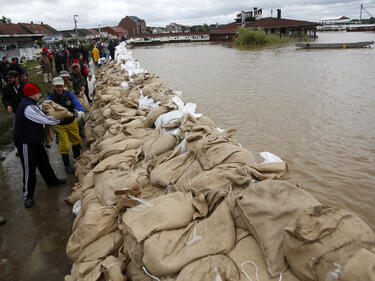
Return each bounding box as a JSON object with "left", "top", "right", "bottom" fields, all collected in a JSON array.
[{"left": 295, "top": 41, "right": 374, "bottom": 49}]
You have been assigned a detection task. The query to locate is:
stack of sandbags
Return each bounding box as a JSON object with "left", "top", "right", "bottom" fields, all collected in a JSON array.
[{"left": 64, "top": 42, "right": 375, "bottom": 281}]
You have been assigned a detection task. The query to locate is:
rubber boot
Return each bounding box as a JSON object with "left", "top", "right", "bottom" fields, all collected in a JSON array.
[
  {"left": 72, "top": 144, "right": 81, "bottom": 160},
  {"left": 61, "top": 154, "right": 75, "bottom": 174}
]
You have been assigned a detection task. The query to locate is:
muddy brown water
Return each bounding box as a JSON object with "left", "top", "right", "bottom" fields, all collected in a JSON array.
[{"left": 132, "top": 32, "right": 375, "bottom": 229}]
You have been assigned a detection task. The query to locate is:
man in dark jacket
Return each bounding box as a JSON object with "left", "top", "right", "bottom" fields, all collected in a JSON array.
[
  {"left": 70, "top": 63, "right": 86, "bottom": 96},
  {"left": 108, "top": 41, "right": 116, "bottom": 61},
  {"left": 0, "top": 56, "right": 10, "bottom": 83},
  {"left": 54, "top": 51, "right": 63, "bottom": 74},
  {"left": 1, "top": 70, "right": 24, "bottom": 126},
  {"left": 47, "top": 77, "right": 85, "bottom": 173},
  {"left": 14, "top": 82, "right": 66, "bottom": 208}
]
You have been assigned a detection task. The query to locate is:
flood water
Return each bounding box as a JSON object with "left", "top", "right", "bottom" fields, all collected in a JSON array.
[{"left": 132, "top": 32, "right": 375, "bottom": 229}]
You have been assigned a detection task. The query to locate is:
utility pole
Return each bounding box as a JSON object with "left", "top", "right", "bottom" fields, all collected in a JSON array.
[
  {"left": 360, "top": 4, "right": 363, "bottom": 22},
  {"left": 73, "top": 15, "right": 79, "bottom": 39}
]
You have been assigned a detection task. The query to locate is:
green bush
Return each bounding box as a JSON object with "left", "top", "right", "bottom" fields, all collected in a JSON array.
[{"left": 234, "top": 28, "right": 291, "bottom": 48}]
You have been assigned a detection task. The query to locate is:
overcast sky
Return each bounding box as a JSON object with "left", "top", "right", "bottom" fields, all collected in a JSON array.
[{"left": 1, "top": 0, "right": 374, "bottom": 30}]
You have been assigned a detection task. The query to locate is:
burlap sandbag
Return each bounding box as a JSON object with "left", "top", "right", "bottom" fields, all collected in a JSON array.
[
  {"left": 122, "top": 192, "right": 205, "bottom": 243},
  {"left": 91, "top": 148, "right": 142, "bottom": 173},
  {"left": 98, "top": 133, "right": 127, "bottom": 151},
  {"left": 236, "top": 180, "right": 320, "bottom": 277},
  {"left": 42, "top": 100, "right": 74, "bottom": 120},
  {"left": 67, "top": 197, "right": 118, "bottom": 261},
  {"left": 173, "top": 160, "right": 203, "bottom": 192},
  {"left": 150, "top": 150, "right": 195, "bottom": 188},
  {"left": 175, "top": 255, "right": 239, "bottom": 281},
  {"left": 64, "top": 260, "right": 101, "bottom": 281},
  {"left": 94, "top": 168, "right": 148, "bottom": 206},
  {"left": 284, "top": 206, "right": 375, "bottom": 281},
  {"left": 143, "top": 129, "right": 177, "bottom": 159},
  {"left": 101, "top": 255, "right": 126, "bottom": 281},
  {"left": 98, "top": 138, "right": 143, "bottom": 161},
  {"left": 144, "top": 106, "right": 169, "bottom": 128},
  {"left": 227, "top": 235, "right": 301, "bottom": 281},
  {"left": 77, "top": 91, "right": 90, "bottom": 112},
  {"left": 339, "top": 247, "right": 375, "bottom": 281},
  {"left": 78, "top": 231, "right": 123, "bottom": 263},
  {"left": 142, "top": 200, "right": 235, "bottom": 276}
]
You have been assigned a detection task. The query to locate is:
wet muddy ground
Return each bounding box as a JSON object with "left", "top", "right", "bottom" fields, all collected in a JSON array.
[{"left": 0, "top": 139, "right": 75, "bottom": 281}]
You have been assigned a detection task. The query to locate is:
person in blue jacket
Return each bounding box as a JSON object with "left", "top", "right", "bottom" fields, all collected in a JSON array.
[
  {"left": 14, "top": 82, "right": 66, "bottom": 208},
  {"left": 46, "top": 77, "right": 85, "bottom": 173}
]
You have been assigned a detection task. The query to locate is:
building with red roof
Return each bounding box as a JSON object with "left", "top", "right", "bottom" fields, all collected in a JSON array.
[
  {"left": 102, "top": 26, "right": 129, "bottom": 39},
  {"left": 210, "top": 9, "right": 318, "bottom": 41}
]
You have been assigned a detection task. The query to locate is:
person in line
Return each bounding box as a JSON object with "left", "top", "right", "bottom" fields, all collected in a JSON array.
[
  {"left": 19, "top": 54, "right": 28, "bottom": 81},
  {"left": 92, "top": 45, "right": 99, "bottom": 65},
  {"left": 46, "top": 77, "right": 85, "bottom": 173},
  {"left": 14, "top": 82, "right": 66, "bottom": 208},
  {"left": 59, "top": 70, "right": 73, "bottom": 92},
  {"left": 9, "top": 57, "right": 23, "bottom": 77},
  {"left": 70, "top": 63, "right": 87, "bottom": 97},
  {"left": 103, "top": 40, "right": 110, "bottom": 63},
  {"left": 1, "top": 70, "right": 25, "bottom": 127},
  {"left": 0, "top": 56, "right": 10, "bottom": 83},
  {"left": 40, "top": 52, "right": 52, "bottom": 83},
  {"left": 54, "top": 51, "right": 63, "bottom": 74},
  {"left": 108, "top": 41, "right": 115, "bottom": 61}
]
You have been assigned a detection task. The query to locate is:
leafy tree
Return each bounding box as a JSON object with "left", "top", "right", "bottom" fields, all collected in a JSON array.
[{"left": 0, "top": 16, "right": 12, "bottom": 24}]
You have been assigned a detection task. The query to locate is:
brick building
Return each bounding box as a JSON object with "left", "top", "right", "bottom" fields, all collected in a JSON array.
[{"left": 119, "top": 16, "right": 147, "bottom": 36}]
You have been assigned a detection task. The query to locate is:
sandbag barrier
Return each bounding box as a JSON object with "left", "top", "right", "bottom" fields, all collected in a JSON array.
[{"left": 64, "top": 42, "right": 375, "bottom": 281}]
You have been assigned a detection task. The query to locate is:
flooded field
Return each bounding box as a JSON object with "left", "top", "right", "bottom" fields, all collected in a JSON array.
[{"left": 132, "top": 32, "right": 375, "bottom": 229}]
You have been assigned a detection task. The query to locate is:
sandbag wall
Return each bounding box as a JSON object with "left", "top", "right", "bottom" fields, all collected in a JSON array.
[{"left": 65, "top": 42, "right": 375, "bottom": 281}]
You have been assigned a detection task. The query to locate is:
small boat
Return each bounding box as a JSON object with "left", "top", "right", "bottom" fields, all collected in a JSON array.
[{"left": 295, "top": 41, "right": 374, "bottom": 49}]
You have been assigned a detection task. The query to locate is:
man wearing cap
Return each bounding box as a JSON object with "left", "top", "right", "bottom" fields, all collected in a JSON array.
[
  {"left": 47, "top": 77, "right": 85, "bottom": 173},
  {"left": 1, "top": 70, "right": 24, "bottom": 126},
  {"left": 14, "top": 82, "right": 66, "bottom": 208},
  {"left": 70, "top": 63, "right": 86, "bottom": 96},
  {"left": 59, "top": 70, "right": 73, "bottom": 92}
]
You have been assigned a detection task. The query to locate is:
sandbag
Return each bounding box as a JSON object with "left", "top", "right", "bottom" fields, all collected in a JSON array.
[
  {"left": 91, "top": 149, "right": 142, "bottom": 173},
  {"left": 77, "top": 91, "right": 90, "bottom": 112},
  {"left": 227, "top": 236, "right": 301, "bottom": 281},
  {"left": 143, "top": 129, "right": 177, "bottom": 159},
  {"left": 122, "top": 192, "right": 201, "bottom": 243},
  {"left": 283, "top": 206, "right": 375, "bottom": 281},
  {"left": 236, "top": 180, "right": 320, "bottom": 277},
  {"left": 94, "top": 168, "right": 148, "bottom": 206},
  {"left": 78, "top": 231, "right": 123, "bottom": 263},
  {"left": 67, "top": 197, "right": 118, "bottom": 261},
  {"left": 42, "top": 99, "right": 74, "bottom": 120},
  {"left": 101, "top": 255, "right": 126, "bottom": 281},
  {"left": 150, "top": 150, "right": 195, "bottom": 188},
  {"left": 339, "top": 247, "right": 375, "bottom": 281},
  {"left": 175, "top": 255, "right": 239, "bottom": 281},
  {"left": 142, "top": 201, "right": 235, "bottom": 276},
  {"left": 144, "top": 106, "right": 169, "bottom": 128},
  {"left": 98, "top": 138, "right": 143, "bottom": 161}
]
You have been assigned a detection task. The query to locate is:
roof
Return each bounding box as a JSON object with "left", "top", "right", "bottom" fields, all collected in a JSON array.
[
  {"left": 88, "top": 28, "right": 100, "bottom": 35},
  {"left": 129, "top": 16, "right": 143, "bottom": 22},
  {"left": 0, "top": 23, "right": 31, "bottom": 35},
  {"left": 105, "top": 26, "right": 128, "bottom": 33},
  {"left": 247, "top": 17, "right": 318, "bottom": 28},
  {"left": 211, "top": 18, "right": 318, "bottom": 35},
  {"left": 19, "top": 23, "right": 58, "bottom": 34},
  {"left": 132, "top": 32, "right": 209, "bottom": 38}
]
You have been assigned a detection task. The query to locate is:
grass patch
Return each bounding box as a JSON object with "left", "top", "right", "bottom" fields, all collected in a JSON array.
[
  {"left": 0, "top": 59, "right": 58, "bottom": 148},
  {"left": 234, "top": 28, "right": 293, "bottom": 49}
]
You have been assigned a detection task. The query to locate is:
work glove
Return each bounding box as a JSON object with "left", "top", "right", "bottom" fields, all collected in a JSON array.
[{"left": 75, "top": 110, "right": 86, "bottom": 122}]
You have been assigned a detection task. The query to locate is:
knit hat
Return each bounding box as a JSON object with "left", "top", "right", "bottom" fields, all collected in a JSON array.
[
  {"left": 24, "top": 83, "right": 41, "bottom": 97},
  {"left": 59, "top": 70, "right": 70, "bottom": 78},
  {"left": 52, "top": 77, "right": 65, "bottom": 86}
]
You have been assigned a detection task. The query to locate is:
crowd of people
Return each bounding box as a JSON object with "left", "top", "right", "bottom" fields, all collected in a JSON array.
[{"left": 0, "top": 39, "right": 122, "bottom": 213}]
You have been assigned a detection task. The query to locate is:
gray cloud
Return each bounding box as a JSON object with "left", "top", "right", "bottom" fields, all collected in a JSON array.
[{"left": 0, "top": 0, "right": 374, "bottom": 30}]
